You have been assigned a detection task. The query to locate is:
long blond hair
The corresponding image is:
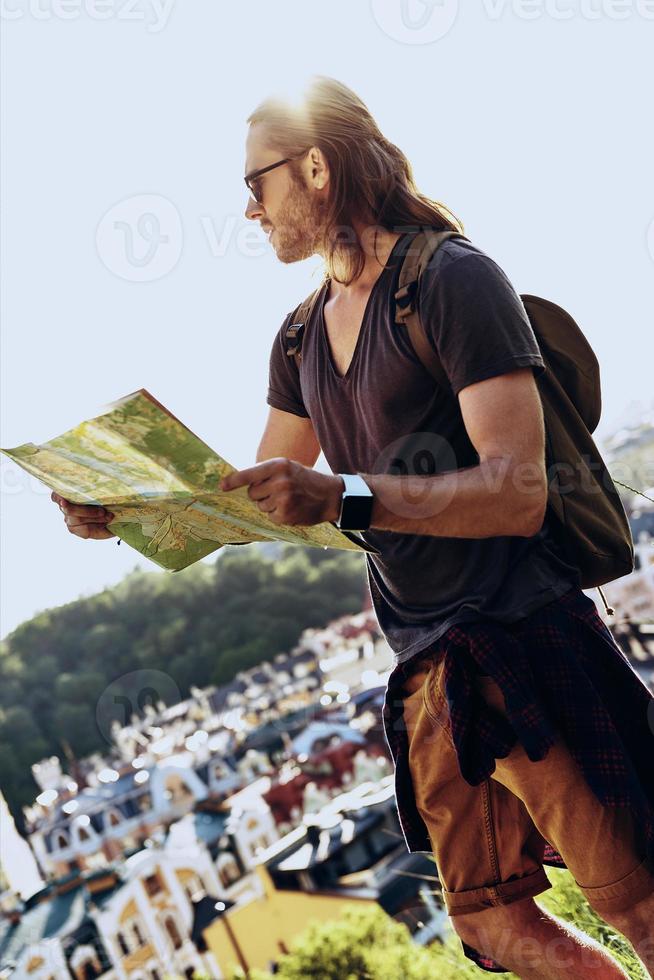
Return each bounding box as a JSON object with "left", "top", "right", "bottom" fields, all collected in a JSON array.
[{"left": 247, "top": 76, "right": 464, "bottom": 286}]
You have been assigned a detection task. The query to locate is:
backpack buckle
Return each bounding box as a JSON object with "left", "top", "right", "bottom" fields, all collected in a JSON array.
[
  {"left": 394, "top": 280, "right": 418, "bottom": 324},
  {"left": 285, "top": 322, "right": 305, "bottom": 357}
]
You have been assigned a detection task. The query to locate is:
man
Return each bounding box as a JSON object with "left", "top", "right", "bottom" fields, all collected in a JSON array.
[{"left": 53, "top": 77, "right": 654, "bottom": 978}]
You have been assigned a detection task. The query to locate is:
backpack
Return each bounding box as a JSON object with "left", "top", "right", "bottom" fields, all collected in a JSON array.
[{"left": 284, "top": 229, "right": 634, "bottom": 614}]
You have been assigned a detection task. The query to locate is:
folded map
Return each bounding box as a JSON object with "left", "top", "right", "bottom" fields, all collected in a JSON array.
[{"left": 1, "top": 389, "right": 378, "bottom": 571}]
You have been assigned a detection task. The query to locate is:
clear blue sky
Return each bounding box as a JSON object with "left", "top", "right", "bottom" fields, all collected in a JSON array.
[{"left": 2, "top": 1, "right": 653, "bottom": 637}]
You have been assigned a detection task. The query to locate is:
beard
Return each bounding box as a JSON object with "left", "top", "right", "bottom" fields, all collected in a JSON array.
[{"left": 270, "top": 172, "right": 330, "bottom": 264}]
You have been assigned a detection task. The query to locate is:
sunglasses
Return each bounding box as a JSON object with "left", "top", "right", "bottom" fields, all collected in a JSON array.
[{"left": 244, "top": 150, "right": 311, "bottom": 205}]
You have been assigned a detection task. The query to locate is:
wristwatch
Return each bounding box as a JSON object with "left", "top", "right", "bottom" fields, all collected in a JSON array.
[{"left": 335, "top": 474, "right": 374, "bottom": 531}]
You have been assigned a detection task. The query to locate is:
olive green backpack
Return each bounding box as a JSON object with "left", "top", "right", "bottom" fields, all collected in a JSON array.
[{"left": 285, "top": 229, "right": 635, "bottom": 613}]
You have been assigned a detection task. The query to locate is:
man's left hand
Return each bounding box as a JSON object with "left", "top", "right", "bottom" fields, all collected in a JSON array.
[{"left": 220, "top": 458, "right": 344, "bottom": 527}]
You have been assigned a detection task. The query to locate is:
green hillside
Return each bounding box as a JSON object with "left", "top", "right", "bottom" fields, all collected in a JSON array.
[{"left": 0, "top": 544, "right": 367, "bottom": 829}]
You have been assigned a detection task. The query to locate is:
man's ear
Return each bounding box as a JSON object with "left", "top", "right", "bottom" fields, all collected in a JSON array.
[{"left": 307, "top": 146, "right": 329, "bottom": 191}]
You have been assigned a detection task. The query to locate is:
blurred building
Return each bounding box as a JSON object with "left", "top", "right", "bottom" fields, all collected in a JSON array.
[{"left": 0, "top": 796, "right": 280, "bottom": 979}]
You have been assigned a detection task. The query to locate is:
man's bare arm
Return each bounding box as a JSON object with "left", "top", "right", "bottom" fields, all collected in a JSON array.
[{"left": 256, "top": 406, "right": 321, "bottom": 466}]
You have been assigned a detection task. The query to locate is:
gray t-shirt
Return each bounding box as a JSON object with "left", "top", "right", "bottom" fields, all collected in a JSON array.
[{"left": 267, "top": 232, "right": 580, "bottom": 665}]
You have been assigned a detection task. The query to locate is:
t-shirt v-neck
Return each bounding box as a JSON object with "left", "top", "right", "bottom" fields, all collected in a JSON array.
[
  {"left": 318, "top": 234, "right": 408, "bottom": 383},
  {"left": 266, "top": 231, "right": 581, "bottom": 666}
]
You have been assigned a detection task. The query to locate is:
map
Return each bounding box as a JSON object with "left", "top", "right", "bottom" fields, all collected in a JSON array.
[{"left": 1, "top": 389, "right": 377, "bottom": 571}]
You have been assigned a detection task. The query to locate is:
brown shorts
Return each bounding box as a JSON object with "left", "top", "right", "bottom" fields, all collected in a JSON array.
[{"left": 400, "top": 653, "right": 654, "bottom": 918}]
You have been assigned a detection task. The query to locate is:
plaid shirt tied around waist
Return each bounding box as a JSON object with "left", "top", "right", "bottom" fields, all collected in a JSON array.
[{"left": 382, "top": 585, "right": 654, "bottom": 974}]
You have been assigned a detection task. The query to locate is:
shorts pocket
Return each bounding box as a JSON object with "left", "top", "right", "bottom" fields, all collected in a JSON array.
[{"left": 422, "top": 657, "right": 453, "bottom": 741}]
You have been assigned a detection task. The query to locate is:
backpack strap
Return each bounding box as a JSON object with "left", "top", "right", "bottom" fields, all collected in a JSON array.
[
  {"left": 394, "top": 229, "right": 468, "bottom": 393},
  {"left": 285, "top": 228, "right": 466, "bottom": 383},
  {"left": 284, "top": 279, "right": 331, "bottom": 368}
]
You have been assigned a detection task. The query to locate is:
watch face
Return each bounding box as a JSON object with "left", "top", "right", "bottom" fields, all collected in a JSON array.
[{"left": 339, "top": 492, "right": 374, "bottom": 531}]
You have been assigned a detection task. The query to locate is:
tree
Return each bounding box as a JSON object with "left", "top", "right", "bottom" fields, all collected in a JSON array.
[
  {"left": 225, "top": 904, "right": 484, "bottom": 980},
  {"left": 0, "top": 543, "right": 367, "bottom": 820}
]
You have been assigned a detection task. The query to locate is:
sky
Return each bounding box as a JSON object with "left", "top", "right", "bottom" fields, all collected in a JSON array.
[{"left": 1, "top": 0, "right": 653, "bottom": 638}]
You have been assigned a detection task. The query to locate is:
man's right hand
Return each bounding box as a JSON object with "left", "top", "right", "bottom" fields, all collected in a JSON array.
[{"left": 51, "top": 491, "right": 116, "bottom": 540}]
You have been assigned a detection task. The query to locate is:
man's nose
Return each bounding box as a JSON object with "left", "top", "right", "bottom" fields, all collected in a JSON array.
[{"left": 244, "top": 195, "right": 264, "bottom": 221}]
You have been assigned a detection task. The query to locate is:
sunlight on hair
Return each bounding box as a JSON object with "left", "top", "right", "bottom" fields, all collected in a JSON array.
[{"left": 260, "top": 74, "right": 312, "bottom": 117}]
